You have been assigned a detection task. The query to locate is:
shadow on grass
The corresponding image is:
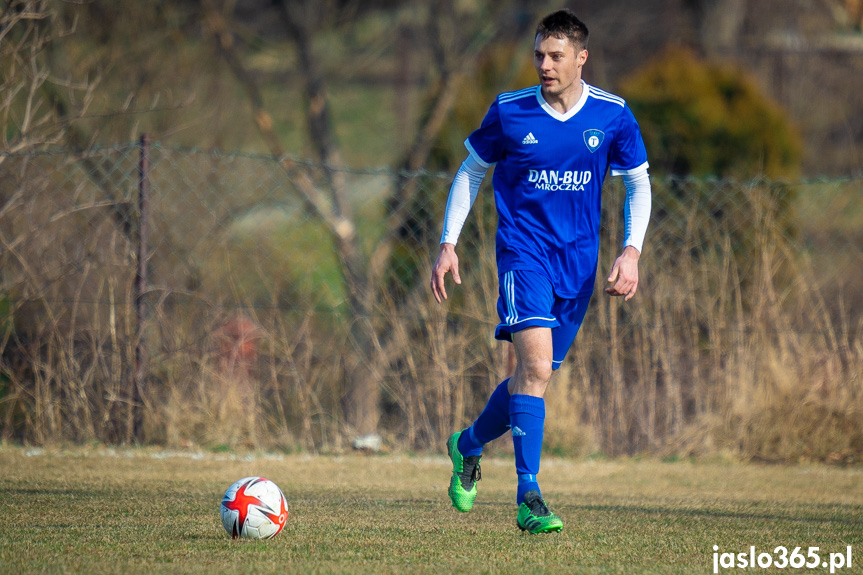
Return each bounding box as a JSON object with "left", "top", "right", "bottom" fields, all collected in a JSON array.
[
  {"left": 0, "top": 487, "right": 97, "bottom": 497},
  {"left": 567, "top": 502, "right": 863, "bottom": 526}
]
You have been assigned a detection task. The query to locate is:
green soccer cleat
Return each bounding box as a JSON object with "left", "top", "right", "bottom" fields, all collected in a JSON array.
[
  {"left": 446, "top": 430, "right": 482, "bottom": 512},
  {"left": 517, "top": 490, "right": 563, "bottom": 533}
]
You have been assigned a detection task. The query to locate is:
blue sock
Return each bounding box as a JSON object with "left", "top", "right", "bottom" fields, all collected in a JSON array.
[
  {"left": 510, "top": 394, "right": 545, "bottom": 504},
  {"left": 457, "top": 379, "right": 512, "bottom": 457}
]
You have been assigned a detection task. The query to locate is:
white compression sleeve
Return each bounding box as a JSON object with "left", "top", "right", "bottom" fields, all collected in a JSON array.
[
  {"left": 622, "top": 169, "right": 652, "bottom": 253},
  {"left": 440, "top": 155, "right": 489, "bottom": 245}
]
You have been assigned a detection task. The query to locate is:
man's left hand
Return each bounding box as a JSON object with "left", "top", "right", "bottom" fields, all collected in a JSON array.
[{"left": 605, "top": 246, "right": 641, "bottom": 301}]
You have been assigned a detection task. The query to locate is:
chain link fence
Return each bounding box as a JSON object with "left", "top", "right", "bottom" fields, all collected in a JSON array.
[{"left": 1, "top": 141, "right": 861, "bottom": 460}]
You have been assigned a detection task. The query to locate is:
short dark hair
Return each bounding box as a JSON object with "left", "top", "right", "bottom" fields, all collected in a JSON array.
[{"left": 535, "top": 9, "right": 589, "bottom": 51}]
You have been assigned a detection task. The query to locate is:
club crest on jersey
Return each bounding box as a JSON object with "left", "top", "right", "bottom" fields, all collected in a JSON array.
[{"left": 583, "top": 129, "right": 605, "bottom": 153}]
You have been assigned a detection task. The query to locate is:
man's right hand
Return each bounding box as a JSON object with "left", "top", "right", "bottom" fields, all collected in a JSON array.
[{"left": 430, "top": 243, "right": 461, "bottom": 303}]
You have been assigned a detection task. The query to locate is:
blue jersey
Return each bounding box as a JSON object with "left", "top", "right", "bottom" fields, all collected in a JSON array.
[{"left": 465, "top": 82, "right": 648, "bottom": 298}]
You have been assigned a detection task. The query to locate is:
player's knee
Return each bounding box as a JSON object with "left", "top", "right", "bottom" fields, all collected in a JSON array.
[{"left": 520, "top": 355, "right": 553, "bottom": 386}]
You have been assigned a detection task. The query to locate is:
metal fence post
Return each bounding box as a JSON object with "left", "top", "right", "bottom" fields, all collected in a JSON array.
[{"left": 131, "top": 133, "right": 151, "bottom": 443}]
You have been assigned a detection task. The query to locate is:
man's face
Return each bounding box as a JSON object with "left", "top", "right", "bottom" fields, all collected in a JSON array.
[{"left": 534, "top": 34, "right": 587, "bottom": 99}]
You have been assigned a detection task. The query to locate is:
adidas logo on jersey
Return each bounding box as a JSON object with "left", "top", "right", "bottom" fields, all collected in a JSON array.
[
  {"left": 512, "top": 426, "right": 527, "bottom": 436},
  {"left": 522, "top": 132, "right": 538, "bottom": 145}
]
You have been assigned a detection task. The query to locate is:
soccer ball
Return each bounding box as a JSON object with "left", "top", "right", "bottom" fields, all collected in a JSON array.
[{"left": 220, "top": 477, "right": 289, "bottom": 540}]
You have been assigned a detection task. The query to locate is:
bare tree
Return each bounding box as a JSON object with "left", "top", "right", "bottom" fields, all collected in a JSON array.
[
  {"left": 0, "top": 1, "right": 98, "bottom": 160},
  {"left": 202, "top": 0, "right": 534, "bottom": 447},
  {"left": 0, "top": 1, "right": 177, "bottom": 443},
  {"left": 0, "top": 0, "right": 101, "bottom": 293}
]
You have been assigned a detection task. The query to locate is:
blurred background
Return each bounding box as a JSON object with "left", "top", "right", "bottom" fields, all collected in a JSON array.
[{"left": 1, "top": 0, "right": 861, "bottom": 460}]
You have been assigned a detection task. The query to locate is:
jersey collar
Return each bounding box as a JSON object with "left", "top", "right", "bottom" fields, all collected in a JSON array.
[{"left": 536, "top": 80, "right": 589, "bottom": 122}]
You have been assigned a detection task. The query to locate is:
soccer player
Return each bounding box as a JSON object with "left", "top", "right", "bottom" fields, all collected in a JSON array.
[{"left": 430, "top": 9, "right": 651, "bottom": 533}]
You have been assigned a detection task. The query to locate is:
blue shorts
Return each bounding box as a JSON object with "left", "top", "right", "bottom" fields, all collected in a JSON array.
[{"left": 495, "top": 270, "right": 590, "bottom": 370}]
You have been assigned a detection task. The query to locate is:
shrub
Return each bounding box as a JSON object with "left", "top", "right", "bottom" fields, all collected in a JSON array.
[{"left": 620, "top": 47, "right": 802, "bottom": 179}]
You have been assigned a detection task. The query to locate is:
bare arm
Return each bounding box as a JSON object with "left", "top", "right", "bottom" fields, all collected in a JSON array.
[
  {"left": 605, "top": 245, "right": 641, "bottom": 300},
  {"left": 431, "top": 243, "right": 460, "bottom": 303}
]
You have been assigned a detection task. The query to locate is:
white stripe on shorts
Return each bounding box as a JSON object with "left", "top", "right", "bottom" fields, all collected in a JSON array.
[
  {"left": 505, "top": 271, "right": 517, "bottom": 324},
  {"left": 503, "top": 271, "right": 556, "bottom": 328}
]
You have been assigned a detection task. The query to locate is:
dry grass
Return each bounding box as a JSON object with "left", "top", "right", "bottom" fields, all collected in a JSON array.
[{"left": 0, "top": 150, "right": 861, "bottom": 463}]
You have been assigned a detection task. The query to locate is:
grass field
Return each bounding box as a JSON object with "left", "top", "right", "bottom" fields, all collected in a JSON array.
[{"left": 0, "top": 446, "right": 861, "bottom": 574}]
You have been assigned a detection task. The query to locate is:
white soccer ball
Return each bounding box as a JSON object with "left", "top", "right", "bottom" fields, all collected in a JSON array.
[{"left": 220, "top": 476, "right": 289, "bottom": 540}]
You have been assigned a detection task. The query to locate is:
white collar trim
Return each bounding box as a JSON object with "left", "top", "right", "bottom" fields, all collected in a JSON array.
[{"left": 536, "top": 81, "right": 589, "bottom": 122}]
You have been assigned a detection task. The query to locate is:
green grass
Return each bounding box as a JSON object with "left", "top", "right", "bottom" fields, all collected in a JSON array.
[{"left": 1, "top": 447, "right": 861, "bottom": 574}]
